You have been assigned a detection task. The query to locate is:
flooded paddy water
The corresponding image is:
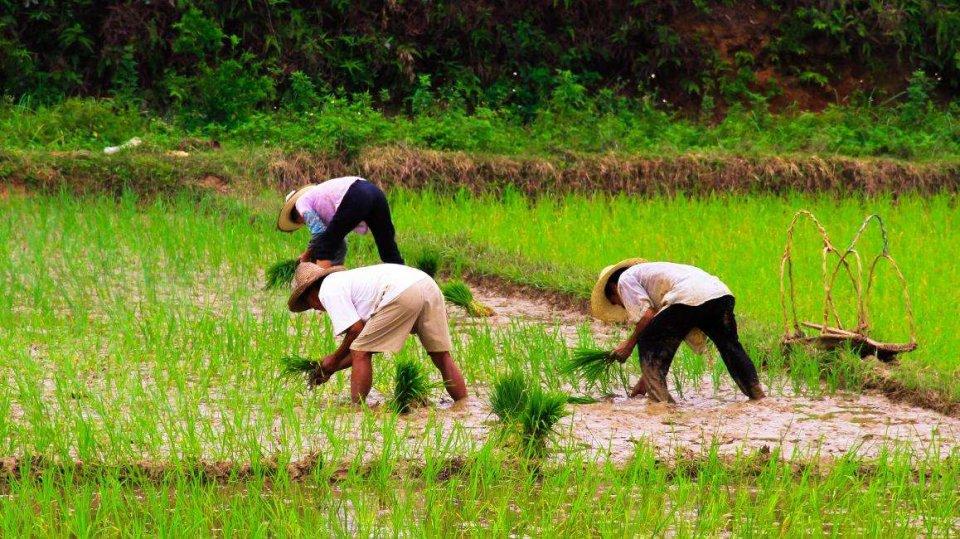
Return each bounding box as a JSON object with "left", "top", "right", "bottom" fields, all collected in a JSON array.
[{"left": 425, "top": 283, "right": 960, "bottom": 461}]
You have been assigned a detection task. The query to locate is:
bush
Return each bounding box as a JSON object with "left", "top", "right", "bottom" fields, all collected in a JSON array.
[{"left": 171, "top": 55, "right": 275, "bottom": 127}]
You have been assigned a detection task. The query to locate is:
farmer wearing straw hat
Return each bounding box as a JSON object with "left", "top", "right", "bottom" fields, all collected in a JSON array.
[
  {"left": 287, "top": 262, "right": 467, "bottom": 405},
  {"left": 278, "top": 176, "right": 403, "bottom": 267},
  {"left": 592, "top": 259, "right": 766, "bottom": 404}
]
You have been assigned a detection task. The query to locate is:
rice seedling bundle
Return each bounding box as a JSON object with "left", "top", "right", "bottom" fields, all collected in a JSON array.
[
  {"left": 391, "top": 357, "right": 443, "bottom": 413},
  {"left": 413, "top": 249, "right": 441, "bottom": 277},
  {"left": 490, "top": 371, "right": 529, "bottom": 422},
  {"left": 559, "top": 347, "right": 616, "bottom": 386},
  {"left": 279, "top": 355, "right": 317, "bottom": 377},
  {"left": 441, "top": 280, "right": 494, "bottom": 317},
  {"left": 265, "top": 258, "right": 298, "bottom": 290},
  {"left": 519, "top": 388, "right": 569, "bottom": 456}
]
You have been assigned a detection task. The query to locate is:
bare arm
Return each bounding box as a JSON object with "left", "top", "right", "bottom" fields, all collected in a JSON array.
[
  {"left": 332, "top": 321, "right": 364, "bottom": 361},
  {"left": 611, "top": 309, "right": 656, "bottom": 362},
  {"left": 312, "top": 321, "right": 366, "bottom": 386}
]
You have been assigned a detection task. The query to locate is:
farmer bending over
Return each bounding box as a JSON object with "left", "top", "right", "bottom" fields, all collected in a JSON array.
[
  {"left": 277, "top": 176, "right": 403, "bottom": 267},
  {"left": 592, "top": 259, "right": 765, "bottom": 404},
  {"left": 287, "top": 262, "right": 467, "bottom": 405}
]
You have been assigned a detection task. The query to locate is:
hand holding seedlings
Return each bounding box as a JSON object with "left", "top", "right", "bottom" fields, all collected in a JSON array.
[
  {"left": 279, "top": 355, "right": 318, "bottom": 377},
  {"left": 308, "top": 356, "right": 336, "bottom": 387},
  {"left": 266, "top": 259, "right": 299, "bottom": 290},
  {"left": 560, "top": 347, "right": 618, "bottom": 386},
  {"left": 610, "top": 342, "right": 633, "bottom": 363}
]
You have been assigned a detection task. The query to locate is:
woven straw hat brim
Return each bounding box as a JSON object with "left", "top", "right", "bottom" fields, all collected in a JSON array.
[
  {"left": 277, "top": 185, "right": 318, "bottom": 232},
  {"left": 590, "top": 258, "right": 647, "bottom": 322},
  {"left": 288, "top": 263, "right": 346, "bottom": 312}
]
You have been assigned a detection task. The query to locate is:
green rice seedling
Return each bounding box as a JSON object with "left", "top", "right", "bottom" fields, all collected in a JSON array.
[
  {"left": 565, "top": 395, "right": 599, "bottom": 405},
  {"left": 441, "top": 280, "right": 494, "bottom": 317},
  {"left": 279, "top": 355, "right": 317, "bottom": 377},
  {"left": 490, "top": 371, "right": 528, "bottom": 422},
  {"left": 413, "top": 249, "right": 441, "bottom": 277},
  {"left": 391, "top": 357, "right": 442, "bottom": 414},
  {"left": 265, "top": 258, "right": 298, "bottom": 290},
  {"left": 560, "top": 347, "right": 616, "bottom": 386},
  {"left": 519, "top": 388, "right": 569, "bottom": 456}
]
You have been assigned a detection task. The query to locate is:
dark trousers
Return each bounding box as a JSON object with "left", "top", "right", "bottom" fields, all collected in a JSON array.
[
  {"left": 637, "top": 295, "right": 764, "bottom": 402},
  {"left": 308, "top": 181, "right": 404, "bottom": 264}
]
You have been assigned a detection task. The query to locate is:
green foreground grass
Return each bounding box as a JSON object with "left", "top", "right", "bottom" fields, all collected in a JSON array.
[{"left": 1, "top": 193, "right": 958, "bottom": 534}]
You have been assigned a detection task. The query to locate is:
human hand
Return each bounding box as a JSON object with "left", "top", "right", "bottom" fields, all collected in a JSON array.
[
  {"left": 308, "top": 359, "right": 333, "bottom": 387},
  {"left": 611, "top": 343, "right": 633, "bottom": 363}
]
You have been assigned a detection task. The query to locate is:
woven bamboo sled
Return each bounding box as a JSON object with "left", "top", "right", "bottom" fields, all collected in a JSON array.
[{"left": 779, "top": 211, "right": 917, "bottom": 362}]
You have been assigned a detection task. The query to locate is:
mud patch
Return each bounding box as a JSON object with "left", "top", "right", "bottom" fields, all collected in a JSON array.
[
  {"left": 448, "top": 282, "right": 616, "bottom": 345},
  {"left": 436, "top": 283, "right": 960, "bottom": 461}
]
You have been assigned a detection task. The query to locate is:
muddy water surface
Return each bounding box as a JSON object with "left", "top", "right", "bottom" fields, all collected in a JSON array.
[{"left": 424, "top": 283, "right": 960, "bottom": 461}]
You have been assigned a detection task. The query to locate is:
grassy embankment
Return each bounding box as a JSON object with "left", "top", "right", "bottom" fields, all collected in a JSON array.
[
  {"left": 2, "top": 98, "right": 960, "bottom": 197},
  {"left": 1, "top": 195, "right": 958, "bottom": 535}
]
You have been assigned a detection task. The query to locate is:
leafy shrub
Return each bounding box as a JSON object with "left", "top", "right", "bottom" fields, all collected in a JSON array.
[
  {"left": 283, "top": 71, "right": 323, "bottom": 112},
  {"left": 172, "top": 55, "right": 275, "bottom": 126}
]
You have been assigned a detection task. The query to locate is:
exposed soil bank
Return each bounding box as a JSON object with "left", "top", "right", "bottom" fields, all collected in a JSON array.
[{"left": 4, "top": 146, "right": 959, "bottom": 198}]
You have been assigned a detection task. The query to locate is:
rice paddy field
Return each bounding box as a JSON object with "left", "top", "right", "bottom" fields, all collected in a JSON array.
[{"left": 2, "top": 191, "right": 959, "bottom": 535}]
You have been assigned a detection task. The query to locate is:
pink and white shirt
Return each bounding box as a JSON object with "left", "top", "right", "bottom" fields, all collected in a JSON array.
[{"left": 295, "top": 176, "right": 369, "bottom": 235}]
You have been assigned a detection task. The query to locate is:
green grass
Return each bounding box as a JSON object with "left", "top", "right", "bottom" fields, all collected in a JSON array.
[
  {"left": 2, "top": 447, "right": 956, "bottom": 536},
  {"left": 411, "top": 248, "right": 441, "bottom": 278},
  {"left": 0, "top": 192, "right": 958, "bottom": 534}
]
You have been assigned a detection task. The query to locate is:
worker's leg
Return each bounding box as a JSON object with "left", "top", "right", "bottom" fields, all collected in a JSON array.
[
  {"left": 349, "top": 350, "right": 374, "bottom": 404},
  {"left": 636, "top": 305, "right": 693, "bottom": 403},
  {"left": 361, "top": 183, "right": 404, "bottom": 264},
  {"left": 428, "top": 351, "right": 468, "bottom": 401},
  {"left": 697, "top": 296, "right": 765, "bottom": 400},
  {"left": 414, "top": 280, "right": 466, "bottom": 401}
]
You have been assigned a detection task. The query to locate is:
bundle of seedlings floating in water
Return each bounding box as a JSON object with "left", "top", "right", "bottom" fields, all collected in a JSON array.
[
  {"left": 265, "top": 258, "right": 299, "bottom": 290},
  {"left": 441, "top": 280, "right": 494, "bottom": 317},
  {"left": 391, "top": 357, "right": 443, "bottom": 414},
  {"left": 559, "top": 347, "right": 617, "bottom": 386},
  {"left": 279, "top": 355, "right": 317, "bottom": 377},
  {"left": 489, "top": 372, "right": 569, "bottom": 457}
]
